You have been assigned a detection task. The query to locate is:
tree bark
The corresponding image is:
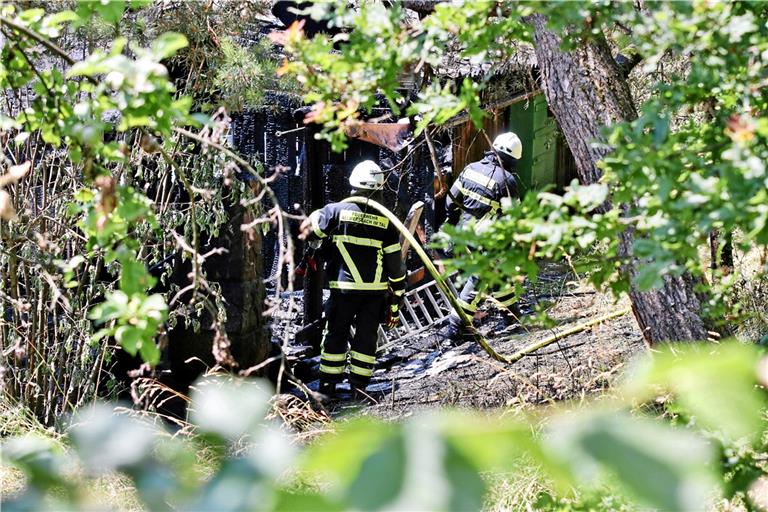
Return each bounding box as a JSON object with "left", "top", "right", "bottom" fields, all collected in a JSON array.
[{"left": 528, "top": 14, "right": 709, "bottom": 344}]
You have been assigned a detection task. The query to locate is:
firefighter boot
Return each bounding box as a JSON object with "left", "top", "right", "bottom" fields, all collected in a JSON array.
[
  {"left": 441, "top": 317, "right": 474, "bottom": 346},
  {"left": 318, "top": 380, "right": 337, "bottom": 397},
  {"left": 498, "top": 303, "right": 523, "bottom": 331},
  {"left": 348, "top": 376, "right": 375, "bottom": 404}
]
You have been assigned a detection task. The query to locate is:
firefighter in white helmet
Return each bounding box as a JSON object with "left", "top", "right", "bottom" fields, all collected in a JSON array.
[
  {"left": 299, "top": 160, "right": 406, "bottom": 399},
  {"left": 442, "top": 131, "right": 522, "bottom": 343}
]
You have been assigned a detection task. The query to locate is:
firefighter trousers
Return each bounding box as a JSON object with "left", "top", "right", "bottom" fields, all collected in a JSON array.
[
  {"left": 448, "top": 274, "right": 518, "bottom": 328},
  {"left": 319, "top": 291, "right": 386, "bottom": 388}
]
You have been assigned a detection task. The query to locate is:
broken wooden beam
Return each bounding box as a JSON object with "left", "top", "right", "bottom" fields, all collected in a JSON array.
[{"left": 400, "top": 201, "right": 424, "bottom": 261}]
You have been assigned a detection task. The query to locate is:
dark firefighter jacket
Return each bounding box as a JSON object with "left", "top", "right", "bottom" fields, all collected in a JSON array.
[
  {"left": 446, "top": 152, "right": 518, "bottom": 226},
  {"left": 308, "top": 199, "right": 406, "bottom": 295}
]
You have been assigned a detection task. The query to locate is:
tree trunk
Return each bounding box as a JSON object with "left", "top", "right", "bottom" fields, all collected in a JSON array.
[{"left": 528, "top": 14, "right": 709, "bottom": 344}]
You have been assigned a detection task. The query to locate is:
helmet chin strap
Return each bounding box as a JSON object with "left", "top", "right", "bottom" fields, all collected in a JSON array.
[
  {"left": 486, "top": 150, "right": 518, "bottom": 172},
  {"left": 499, "top": 152, "right": 519, "bottom": 171}
]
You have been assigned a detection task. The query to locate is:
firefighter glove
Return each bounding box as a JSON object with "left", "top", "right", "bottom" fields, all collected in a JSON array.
[
  {"left": 386, "top": 303, "right": 400, "bottom": 329},
  {"left": 295, "top": 255, "right": 317, "bottom": 278}
]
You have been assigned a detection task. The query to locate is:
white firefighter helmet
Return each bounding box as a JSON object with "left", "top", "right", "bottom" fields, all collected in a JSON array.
[
  {"left": 492, "top": 132, "right": 523, "bottom": 160},
  {"left": 349, "top": 160, "right": 385, "bottom": 190}
]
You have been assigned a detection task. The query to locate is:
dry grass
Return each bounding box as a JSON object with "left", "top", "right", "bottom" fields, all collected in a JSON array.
[
  {"left": 484, "top": 465, "right": 550, "bottom": 512},
  {"left": 0, "top": 395, "right": 62, "bottom": 440},
  {"left": 0, "top": 466, "right": 26, "bottom": 500},
  {"left": 1, "top": 449, "right": 144, "bottom": 511},
  {"left": 79, "top": 473, "right": 144, "bottom": 511},
  {"left": 269, "top": 393, "right": 335, "bottom": 444}
]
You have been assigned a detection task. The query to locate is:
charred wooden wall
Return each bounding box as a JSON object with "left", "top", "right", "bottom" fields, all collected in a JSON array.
[
  {"left": 230, "top": 97, "right": 442, "bottom": 349},
  {"left": 452, "top": 111, "right": 507, "bottom": 178},
  {"left": 231, "top": 93, "right": 305, "bottom": 284}
]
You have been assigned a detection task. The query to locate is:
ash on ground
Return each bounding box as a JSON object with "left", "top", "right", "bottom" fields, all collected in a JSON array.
[{"left": 268, "top": 264, "right": 645, "bottom": 419}]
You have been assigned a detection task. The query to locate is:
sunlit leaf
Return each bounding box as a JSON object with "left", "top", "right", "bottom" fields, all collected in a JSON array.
[
  {"left": 547, "top": 410, "right": 718, "bottom": 511},
  {"left": 151, "top": 32, "right": 189, "bottom": 60},
  {"left": 345, "top": 430, "right": 406, "bottom": 510},
  {"left": 94, "top": 0, "right": 125, "bottom": 25},
  {"left": 190, "top": 457, "right": 271, "bottom": 511},
  {"left": 189, "top": 376, "right": 273, "bottom": 442},
  {"left": 623, "top": 342, "right": 767, "bottom": 442},
  {"left": 138, "top": 338, "right": 160, "bottom": 365},
  {"left": 69, "top": 404, "right": 156, "bottom": 473}
]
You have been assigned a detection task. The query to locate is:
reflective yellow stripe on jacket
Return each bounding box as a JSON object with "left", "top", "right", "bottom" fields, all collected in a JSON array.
[
  {"left": 309, "top": 210, "right": 326, "bottom": 238},
  {"left": 456, "top": 183, "right": 501, "bottom": 212},
  {"left": 331, "top": 234, "right": 386, "bottom": 289},
  {"left": 383, "top": 243, "right": 401, "bottom": 254},
  {"left": 462, "top": 168, "right": 498, "bottom": 191}
]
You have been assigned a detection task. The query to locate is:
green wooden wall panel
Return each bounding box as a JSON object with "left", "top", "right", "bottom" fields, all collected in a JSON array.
[{"left": 507, "top": 93, "right": 559, "bottom": 193}]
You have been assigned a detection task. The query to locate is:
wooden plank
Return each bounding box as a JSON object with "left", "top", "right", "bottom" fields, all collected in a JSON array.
[
  {"left": 303, "top": 125, "right": 327, "bottom": 353},
  {"left": 444, "top": 90, "right": 541, "bottom": 128},
  {"left": 294, "top": 317, "right": 325, "bottom": 345},
  {"left": 407, "top": 267, "right": 426, "bottom": 286},
  {"left": 399, "top": 201, "right": 424, "bottom": 261}
]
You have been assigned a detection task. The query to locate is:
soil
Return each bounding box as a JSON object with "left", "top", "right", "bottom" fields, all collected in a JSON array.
[{"left": 273, "top": 263, "right": 647, "bottom": 420}]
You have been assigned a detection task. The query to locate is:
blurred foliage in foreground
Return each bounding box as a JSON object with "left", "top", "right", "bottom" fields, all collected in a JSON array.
[{"left": 2, "top": 342, "right": 767, "bottom": 511}]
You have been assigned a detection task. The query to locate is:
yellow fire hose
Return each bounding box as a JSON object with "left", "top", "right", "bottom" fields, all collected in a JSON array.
[{"left": 342, "top": 197, "right": 632, "bottom": 364}]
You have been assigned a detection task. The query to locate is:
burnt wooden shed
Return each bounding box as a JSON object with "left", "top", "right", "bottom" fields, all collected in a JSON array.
[{"left": 229, "top": 9, "right": 578, "bottom": 353}]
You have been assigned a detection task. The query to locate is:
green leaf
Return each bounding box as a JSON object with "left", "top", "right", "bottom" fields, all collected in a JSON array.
[
  {"left": 68, "top": 58, "right": 110, "bottom": 78},
  {"left": 138, "top": 338, "right": 160, "bottom": 365},
  {"left": 1, "top": 434, "right": 69, "bottom": 490},
  {"left": 69, "top": 403, "right": 156, "bottom": 473},
  {"left": 90, "top": 328, "right": 112, "bottom": 344},
  {"left": 724, "top": 463, "right": 764, "bottom": 500},
  {"left": 151, "top": 32, "right": 189, "bottom": 60},
  {"left": 345, "top": 430, "right": 406, "bottom": 510},
  {"left": 116, "top": 186, "right": 152, "bottom": 222},
  {"left": 443, "top": 441, "right": 485, "bottom": 512},
  {"left": 623, "top": 342, "right": 767, "bottom": 442},
  {"left": 42, "top": 10, "right": 80, "bottom": 31},
  {"left": 437, "top": 412, "right": 547, "bottom": 475},
  {"left": 115, "top": 325, "right": 141, "bottom": 355},
  {"left": 88, "top": 291, "right": 129, "bottom": 323},
  {"left": 189, "top": 376, "right": 273, "bottom": 442},
  {"left": 633, "top": 260, "right": 667, "bottom": 290},
  {"left": 119, "top": 257, "right": 152, "bottom": 295},
  {"left": 273, "top": 490, "right": 342, "bottom": 512},
  {"left": 74, "top": 188, "right": 95, "bottom": 202},
  {"left": 188, "top": 112, "right": 211, "bottom": 127},
  {"left": 300, "top": 419, "right": 396, "bottom": 484},
  {"left": 94, "top": 0, "right": 125, "bottom": 25},
  {"left": 138, "top": 294, "right": 168, "bottom": 320},
  {"left": 653, "top": 115, "right": 669, "bottom": 146},
  {"left": 547, "top": 411, "right": 718, "bottom": 511},
  {"left": 18, "top": 8, "right": 45, "bottom": 23},
  {"left": 192, "top": 458, "right": 268, "bottom": 511}
]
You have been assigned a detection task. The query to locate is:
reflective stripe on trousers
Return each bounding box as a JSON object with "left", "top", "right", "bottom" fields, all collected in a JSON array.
[{"left": 319, "top": 292, "right": 384, "bottom": 384}]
